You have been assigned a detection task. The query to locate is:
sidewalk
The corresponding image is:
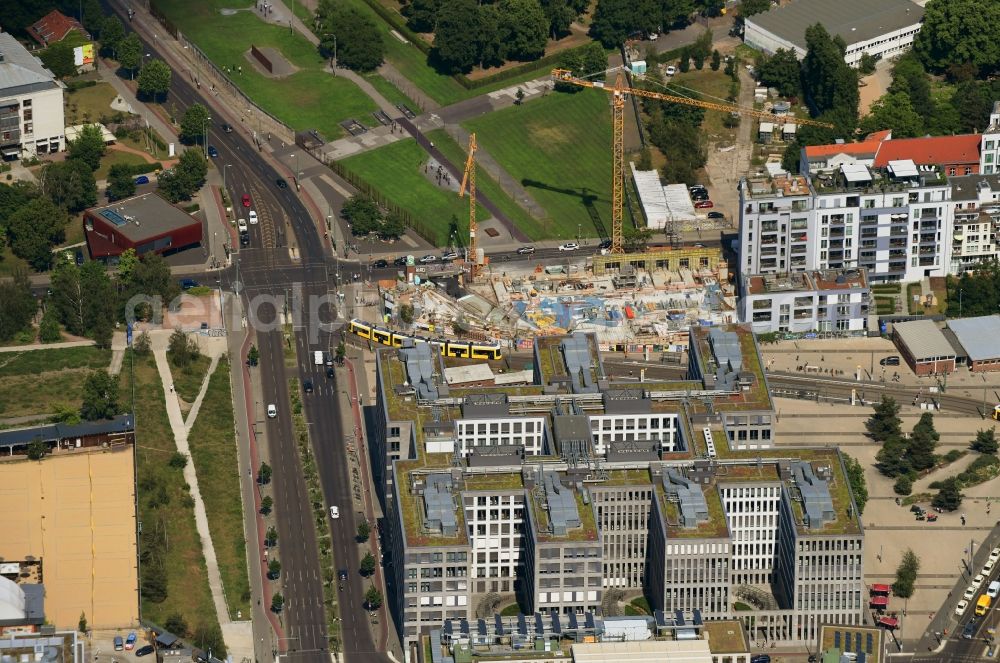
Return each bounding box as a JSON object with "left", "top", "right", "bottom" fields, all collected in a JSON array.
[{"left": 97, "top": 58, "right": 180, "bottom": 146}]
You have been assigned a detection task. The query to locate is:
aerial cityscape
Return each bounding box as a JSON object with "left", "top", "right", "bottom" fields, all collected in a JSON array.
[{"left": 1, "top": 1, "right": 1000, "bottom": 663}]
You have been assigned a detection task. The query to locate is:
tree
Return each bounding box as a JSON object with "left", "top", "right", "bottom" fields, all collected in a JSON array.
[
  {"left": 360, "top": 551, "right": 377, "bottom": 577},
  {"left": 893, "top": 474, "right": 913, "bottom": 496},
  {"left": 589, "top": 0, "right": 659, "bottom": 48},
  {"left": 758, "top": 48, "right": 800, "bottom": 97},
  {"left": 137, "top": 59, "right": 172, "bottom": 102},
  {"left": 248, "top": 344, "right": 260, "bottom": 366},
  {"left": 107, "top": 163, "right": 137, "bottom": 201},
  {"left": 118, "top": 33, "right": 143, "bottom": 78},
  {"left": 913, "top": 0, "right": 1000, "bottom": 75},
  {"left": 876, "top": 435, "right": 909, "bottom": 478},
  {"left": 258, "top": 462, "right": 272, "bottom": 484},
  {"left": 859, "top": 92, "right": 923, "bottom": 139},
  {"left": 0, "top": 271, "right": 36, "bottom": 342},
  {"left": 906, "top": 412, "right": 939, "bottom": 472},
  {"left": 79, "top": 260, "right": 115, "bottom": 339},
  {"left": 430, "top": 0, "right": 480, "bottom": 74},
  {"left": 159, "top": 149, "right": 207, "bottom": 202},
  {"left": 192, "top": 623, "right": 226, "bottom": 658},
  {"left": 972, "top": 427, "right": 999, "bottom": 455},
  {"left": 134, "top": 330, "right": 152, "bottom": 354},
  {"left": 50, "top": 261, "right": 86, "bottom": 335},
  {"left": 316, "top": 0, "right": 385, "bottom": 72},
  {"left": 888, "top": 51, "right": 934, "bottom": 126},
  {"left": 39, "top": 306, "right": 62, "bottom": 343},
  {"left": 739, "top": 0, "right": 770, "bottom": 17},
  {"left": 81, "top": 370, "right": 120, "bottom": 420},
  {"left": 179, "top": 103, "right": 210, "bottom": 144},
  {"left": 67, "top": 124, "right": 107, "bottom": 171},
  {"left": 710, "top": 49, "right": 721, "bottom": 71},
  {"left": 403, "top": 0, "right": 440, "bottom": 32},
  {"left": 801, "top": 23, "right": 858, "bottom": 128},
  {"left": 39, "top": 41, "right": 76, "bottom": 78},
  {"left": 365, "top": 585, "right": 383, "bottom": 611},
  {"left": 27, "top": 438, "right": 48, "bottom": 460},
  {"left": 357, "top": 520, "right": 371, "bottom": 542},
  {"left": 477, "top": 4, "right": 504, "bottom": 68},
  {"left": 843, "top": 454, "right": 868, "bottom": 515},
  {"left": 932, "top": 477, "right": 963, "bottom": 511},
  {"left": 857, "top": 52, "right": 877, "bottom": 75},
  {"left": 120, "top": 252, "right": 180, "bottom": 320},
  {"left": 165, "top": 613, "right": 189, "bottom": 638},
  {"left": 168, "top": 452, "right": 188, "bottom": 469},
  {"left": 379, "top": 212, "right": 407, "bottom": 240},
  {"left": 865, "top": 396, "right": 902, "bottom": 442},
  {"left": 541, "top": 0, "right": 577, "bottom": 38},
  {"left": 399, "top": 303, "right": 415, "bottom": 325},
  {"left": 678, "top": 49, "right": 691, "bottom": 73},
  {"left": 497, "top": 0, "right": 549, "bottom": 62},
  {"left": 951, "top": 80, "right": 994, "bottom": 133},
  {"left": 892, "top": 549, "right": 919, "bottom": 599},
  {"left": 268, "top": 558, "right": 281, "bottom": 579},
  {"left": 101, "top": 15, "right": 125, "bottom": 58},
  {"left": 342, "top": 196, "right": 383, "bottom": 236},
  {"left": 40, "top": 159, "right": 97, "bottom": 212},
  {"left": 141, "top": 563, "right": 168, "bottom": 603},
  {"left": 335, "top": 341, "right": 346, "bottom": 364},
  {"left": 260, "top": 495, "right": 273, "bottom": 515},
  {"left": 167, "top": 328, "right": 200, "bottom": 367},
  {"left": 78, "top": 612, "right": 88, "bottom": 633},
  {"left": 265, "top": 525, "right": 278, "bottom": 547},
  {"left": 271, "top": 592, "right": 284, "bottom": 612},
  {"left": 7, "top": 197, "right": 68, "bottom": 270}
]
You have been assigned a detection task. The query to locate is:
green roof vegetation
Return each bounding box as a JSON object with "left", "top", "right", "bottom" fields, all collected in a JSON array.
[
  {"left": 702, "top": 620, "right": 749, "bottom": 654},
  {"left": 659, "top": 482, "right": 729, "bottom": 540},
  {"left": 820, "top": 626, "right": 881, "bottom": 663},
  {"left": 601, "top": 468, "right": 653, "bottom": 486},
  {"left": 463, "top": 472, "right": 526, "bottom": 491},
  {"left": 396, "top": 464, "right": 469, "bottom": 548},
  {"left": 531, "top": 484, "right": 599, "bottom": 543}
]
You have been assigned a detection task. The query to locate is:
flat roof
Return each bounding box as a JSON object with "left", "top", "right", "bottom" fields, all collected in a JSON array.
[
  {"left": 444, "top": 363, "right": 494, "bottom": 385},
  {"left": 948, "top": 315, "right": 1000, "bottom": 361},
  {"left": 893, "top": 319, "right": 955, "bottom": 360},
  {"left": 818, "top": 624, "right": 882, "bottom": 663},
  {"left": 701, "top": 620, "right": 749, "bottom": 654},
  {"left": 0, "top": 450, "right": 139, "bottom": 629},
  {"left": 747, "top": 0, "right": 923, "bottom": 51},
  {"left": 571, "top": 640, "right": 712, "bottom": 663},
  {"left": 0, "top": 32, "right": 60, "bottom": 94},
  {"left": 88, "top": 192, "right": 200, "bottom": 242}
]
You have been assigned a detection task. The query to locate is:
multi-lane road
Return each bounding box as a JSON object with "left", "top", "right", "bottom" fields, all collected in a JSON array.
[{"left": 113, "top": 7, "right": 388, "bottom": 663}]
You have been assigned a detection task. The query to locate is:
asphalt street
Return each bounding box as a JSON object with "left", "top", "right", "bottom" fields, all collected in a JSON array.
[{"left": 114, "top": 9, "right": 388, "bottom": 663}]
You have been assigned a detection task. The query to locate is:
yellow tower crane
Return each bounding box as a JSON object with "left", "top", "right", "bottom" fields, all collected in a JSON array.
[
  {"left": 459, "top": 132, "right": 479, "bottom": 278},
  {"left": 550, "top": 68, "right": 835, "bottom": 255}
]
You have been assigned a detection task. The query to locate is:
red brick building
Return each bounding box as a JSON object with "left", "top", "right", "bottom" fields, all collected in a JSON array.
[
  {"left": 84, "top": 193, "right": 203, "bottom": 260},
  {"left": 892, "top": 319, "right": 956, "bottom": 376}
]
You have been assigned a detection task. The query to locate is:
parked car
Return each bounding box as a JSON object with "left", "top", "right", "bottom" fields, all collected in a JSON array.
[
  {"left": 990, "top": 547, "right": 1000, "bottom": 563},
  {"left": 517, "top": 246, "right": 536, "bottom": 255},
  {"left": 963, "top": 586, "right": 977, "bottom": 601},
  {"left": 134, "top": 175, "right": 150, "bottom": 185},
  {"left": 880, "top": 356, "right": 901, "bottom": 366},
  {"left": 707, "top": 211, "right": 725, "bottom": 219},
  {"left": 956, "top": 599, "right": 970, "bottom": 616},
  {"left": 237, "top": 218, "right": 248, "bottom": 233},
  {"left": 372, "top": 258, "right": 388, "bottom": 269},
  {"left": 275, "top": 178, "right": 288, "bottom": 189},
  {"left": 135, "top": 645, "right": 155, "bottom": 657},
  {"left": 441, "top": 251, "right": 459, "bottom": 261},
  {"left": 242, "top": 194, "right": 251, "bottom": 207},
  {"left": 973, "top": 573, "right": 985, "bottom": 589},
  {"left": 114, "top": 636, "right": 124, "bottom": 652},
  {"left": 989, "top": 580, "right": 1000, "bottom": 599},
  {"left": 393, "top": 256, "right": 408, "bottom": 267},
  {"left": 419, "top": 254, "right": 438, "bottom": 264},
  {"left": 326, "top": 366, "right": 335, "bottom": 379},
  {"left": 694, "top": 200, "right": 714, "bottom": 209},
  {"left": 984, "top": 558, "right": 996, "bottom": 573},
  {"left": 125, "top": 633, "right": 137, "bottom": 651},
  {"left": 207, "top": 145, "right": 218, "bottom": 158},
  {"left": 240, "top": 231, "right": 250, "bottom": 247},
  {"left": 558, "top": 242, "right": 579, "bottom": 251},
  {"left": 180, "top": 278, "right": 198, "bottom": 290},
  {"left": 267, "top": 403, "right": 277, "bottom": 418},
  {"left": 249, "top": 210, "right": 259, "bottom": 224}
]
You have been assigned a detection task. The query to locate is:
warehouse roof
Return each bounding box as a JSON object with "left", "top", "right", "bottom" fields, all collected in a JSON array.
[
  {"left": 893, "top": 319, "right": 955, "bottom": 360},
  {"left": 88, "top": 193, "right": 200, "bottom": 242},
  {"left": 948, "top": 316, "right": 1000, "bottom": 362},
  {"left": 747, "top": 0, "right": 923, "bottom": 51}
]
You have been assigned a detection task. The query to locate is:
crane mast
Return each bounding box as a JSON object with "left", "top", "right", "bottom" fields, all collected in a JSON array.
[{"left": 459, "top": 133, "right": 479, "bottom": 278}]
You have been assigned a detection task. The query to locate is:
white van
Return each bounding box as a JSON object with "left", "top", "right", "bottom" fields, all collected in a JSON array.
[
  {"left": 988, "top": 580, "right": 1000, "bottom": 599},
  {"left": 314, "top": 350, "right": 324, "bottom": 366}
]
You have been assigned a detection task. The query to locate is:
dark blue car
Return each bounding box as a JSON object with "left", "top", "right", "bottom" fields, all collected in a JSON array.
[
  {"left": 208, "top": 145, "right": 219, "bottom": 158},
  {"left": 134, "top": 175, "right": 149, "bottom": 185}
]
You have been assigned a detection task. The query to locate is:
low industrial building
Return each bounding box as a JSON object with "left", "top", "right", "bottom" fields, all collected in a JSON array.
[
  {"left": 891, "top": 319, "right": 956, "bottom": 375},
  {"left": 744, "top": 0, "right": 924, "bottom": 67},
  {"left": 948, "top": 315, "right": 1000, "bottom": 372},
  {"left": 84, "top": 192, "right": 203, "bottom": 259},
  {"left": 0, "top": 31, "right": 66, "bottom": 159},
  {"left": 739, "top": 269, "right": 870, "bottom": 334}
]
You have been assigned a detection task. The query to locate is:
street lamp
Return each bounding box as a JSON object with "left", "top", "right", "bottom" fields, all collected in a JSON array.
[
  {"left": 204, "top": 116, "right": 211, "bottom": 159},
  {"left": 223, "top": 163, "right": 232, "bottom": 193}
]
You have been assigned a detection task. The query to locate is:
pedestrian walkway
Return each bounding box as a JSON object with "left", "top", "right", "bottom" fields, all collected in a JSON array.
[
  {"left": 0, "top": 339, "right": 94, "bottom": 353},
  {"left": 96, "top": 59, "right": 180, "bottom": 146}
]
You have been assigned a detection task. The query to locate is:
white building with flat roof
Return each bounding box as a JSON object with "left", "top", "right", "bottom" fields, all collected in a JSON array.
[{"left": 0, "top": 32, "right": 65, "bottom": 158}]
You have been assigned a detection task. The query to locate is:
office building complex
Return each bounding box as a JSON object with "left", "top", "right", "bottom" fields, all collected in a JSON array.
[
  {"left": 370, "top": 327, "right": 863, "bottom": 652},
  {"left": 0, "top": 32, "right": 65, "bottom": 159}
]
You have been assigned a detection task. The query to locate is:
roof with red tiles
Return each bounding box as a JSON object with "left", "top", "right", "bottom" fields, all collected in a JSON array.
[
  {"left": 873, "top": 134, "right": 983, "bottom": 167},
  {"left": 26, "top": 10, "right": 86, "bottom": 46},
  {"left": 804, "top": 130, "right": 891, "bottom": 160}
]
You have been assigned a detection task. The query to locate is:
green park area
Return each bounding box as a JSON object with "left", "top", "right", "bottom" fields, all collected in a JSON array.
[
  {"left": 340, "top": 137, "right": 486, "bottom": 246},
  {"left": 0, "top": 346, "right": 112, "bottom": 421},
  {"left": 153, "top": 0, "right": 379, "bottom": 139},
  {"left": 464, "top": 90, "right": 612, "bottom": 240}
]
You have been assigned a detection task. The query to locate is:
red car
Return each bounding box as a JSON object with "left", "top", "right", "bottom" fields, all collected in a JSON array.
[
  {"left": 694, "top": 200, "right": 714, "bottom": 209},
  {"left": 242, "top": 194, "right": 251, "bottom": 208}
]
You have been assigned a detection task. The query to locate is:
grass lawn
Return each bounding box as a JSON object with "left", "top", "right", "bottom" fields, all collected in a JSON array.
[
  {"left": 95, "top": 150, "right": 150, "bottom": 180},
  {"left": 64, "top": 82, "right": 119, "bottom": 125},
  {"left": 0, "top": 345, "right": 113, "bottom": 418},
  {"left": 464, "top": 90, "right": 612, "bottom": 240},
  {"left": 129, "top": 351, "right": 224, "bottom": 650},
  {"left": 187, "top": 358, "right": 251, "bottom": 619},
  {"left": 168, "top": 354, "right": 213, "bottom": 403},
  {"left": 499, "top": 603, "right": 521, "bottom": 616},
  {"left": 664, "top": 68, "right": 738, "bottom": 141},
  {"left": 152, "top": 2, "right": 377, "bottom": 140},
  {"left": 341, "top": 137, "right": 487, "bottom": 246},
  {"left": 0, "top": 246, "right": 30, "bottom": 278},
  {"left": 363, "top": 72, "right": 418, "bottom": 112},
  {"left": 425, "top": 129, "right": 550, "bottom": 240}
]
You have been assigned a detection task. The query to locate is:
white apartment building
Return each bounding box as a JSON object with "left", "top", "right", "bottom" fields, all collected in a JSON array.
[
  {"left": 0, "top": 32, "right": 65, "bottom": 159},
  {"left": 949, "top": 174, "right": 1000, "bottom": 273},
  {"left": 739, "top": 162, "right": 954, "bottom": 284},
  {"left": 740, "top": 269, "right": 870, "bottom": 334}
]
